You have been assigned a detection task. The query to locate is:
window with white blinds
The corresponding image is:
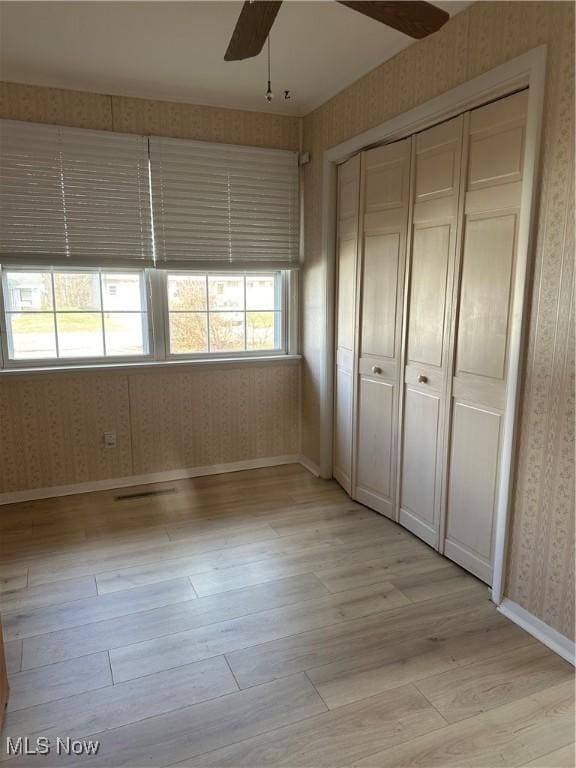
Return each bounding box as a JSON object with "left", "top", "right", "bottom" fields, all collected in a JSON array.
[
  {"left": 0, "top": 120, "right": 299, "bottom": 368},
  {"left": 0, "top": 120, "right": 153, "bottom": 266},
  {"left": 149, "top": 137, "right": 300, "bottom": 270}
]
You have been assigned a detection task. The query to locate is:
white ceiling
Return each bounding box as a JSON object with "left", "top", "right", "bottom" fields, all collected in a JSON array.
[{"left": 0, "top": 1, "right": 471, "bottom": 116}]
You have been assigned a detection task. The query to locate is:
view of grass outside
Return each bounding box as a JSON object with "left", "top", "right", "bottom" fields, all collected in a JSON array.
[
  {"left": 167, "top": 273, "right": 281, "bottom": 354},
  {"left": 4, "top": 270, "right": 147, "bottom": 359},
  {"left": 3, "top": 270, "right": 282, "bottom": 361}
]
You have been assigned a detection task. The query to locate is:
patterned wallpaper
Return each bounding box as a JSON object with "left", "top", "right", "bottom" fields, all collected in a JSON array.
[
  {"left": 0, "top": 85, "right": 301, "bottom": 494},
  {"left": 301, "top": 1, "right": 575, "bottom": 640},
  {"left": 0, "top": 82, "right": 301, "bottom": 150},
  {"left": 129, "top": 365, "right": 300, "bottom": 474},
  {"left": 0, "top": 362, "right": 301, "bottom": 494},
  {"left": 0, "top": 373, "right": 132, "bottom": 491}
]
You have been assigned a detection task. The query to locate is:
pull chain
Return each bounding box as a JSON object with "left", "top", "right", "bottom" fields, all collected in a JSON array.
[{"left": 266, "top": 36, "right": 273, "bottom": 102}]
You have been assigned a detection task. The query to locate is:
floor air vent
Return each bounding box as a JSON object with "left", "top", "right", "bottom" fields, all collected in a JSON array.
[{"left": 114, "top": 488, "right": 177, "bottom": 501}]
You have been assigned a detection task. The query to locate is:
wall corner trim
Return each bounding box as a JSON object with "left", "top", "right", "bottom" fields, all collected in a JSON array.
[
  {"left": 299, "top": 454, "right": 321, "bottom": 477},
  {"left": 498, "top": 598, "right": 575, "bottom": 666}
]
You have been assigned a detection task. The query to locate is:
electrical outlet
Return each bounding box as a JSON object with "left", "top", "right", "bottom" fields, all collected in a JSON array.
[{"left": 103, "top": 431, "right": 117, "bottom": 449}]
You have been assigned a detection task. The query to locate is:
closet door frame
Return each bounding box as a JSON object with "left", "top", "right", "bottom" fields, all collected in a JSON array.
[{"left": 321, "top": 46, "right": 546, "bottom": 605}]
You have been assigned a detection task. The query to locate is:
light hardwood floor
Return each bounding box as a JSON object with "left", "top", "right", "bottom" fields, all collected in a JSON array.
[{"left": 0, "top": 464, "right": 574, "bottom": 767}]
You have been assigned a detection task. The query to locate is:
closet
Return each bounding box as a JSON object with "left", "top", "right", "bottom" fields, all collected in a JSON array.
[{"left": 333, "top": 89, "right": 528, "bottom": 585}]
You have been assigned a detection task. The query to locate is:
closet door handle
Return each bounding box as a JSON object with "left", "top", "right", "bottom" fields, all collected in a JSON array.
[
  {"left": 372, "top": 366, "right": 382, "bottom": 374},
  {"left": 418, "top": 374, "right": 428, "bottom": 384}
]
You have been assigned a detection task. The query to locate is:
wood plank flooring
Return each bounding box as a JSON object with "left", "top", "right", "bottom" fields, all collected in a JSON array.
[{"left": 0, "top": 464, "right": 573, "bottom": 767}]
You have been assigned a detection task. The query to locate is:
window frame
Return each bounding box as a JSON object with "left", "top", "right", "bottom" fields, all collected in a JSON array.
[
  {"left": 0, "top": 265, "right": 299, "bottom": 370},
  {"left": 0, "top": 264, "right": 155, "bottom": 369},
  {"left": 155, "top": 268, "right": 291, "bottom": 362}
]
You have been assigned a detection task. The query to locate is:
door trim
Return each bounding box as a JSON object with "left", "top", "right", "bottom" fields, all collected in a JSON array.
[{"left": 318, "top": 45, "right": 547, "bottom": 608}]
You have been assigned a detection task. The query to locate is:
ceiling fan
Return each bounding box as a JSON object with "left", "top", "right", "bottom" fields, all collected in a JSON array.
[{"left": 224, "top": 1, "right": 449, "bottom": 61}]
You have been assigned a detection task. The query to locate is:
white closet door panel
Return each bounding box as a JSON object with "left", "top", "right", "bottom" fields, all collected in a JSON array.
[
  {"left": 469, "top": 89, "right": 528, "bottom": 132},
  {"left": 356, "top": 378, "right": 394, "bottom": 513},
  {"left": 365, "top": 142, "right": 408, "bottom": 211},
  {"left": 456, "top": 213, "right": 516, "bottom": 380},
  {"left": 340, "top": 173, "right": 360, "bottom": 219},
  {"left": 404, "top": 365, "right": 444, "bottom": 391},
  {"left": 334, "top": 155, "right": 361, "bottom": 491},
  {"left": 399, "top": 388, "right": 441, "bottom": 546},
  {"left": 415, "top": 120, "right": 461, "bottom": 203},
  {"left": 468, "top": 126, "right": 524, "bottom": 188},
  {"left": 468, "top": 90, "right": 527, "bottom": 190},
  {"left": 445, "top": 402, "right": 501, "bottom": 583},
  {"left": 407, "top": 224, "right": 450, "bottom": 367},
  {"left": 465, "top": 182, "right": 522, "bottom": 214},
  {"left": 443, "top": 90, "right": 528, "bottom": 584},
  {"left": 452, "top": 377, "right": 506, "bottom": 411},
  {"left": 365, "top": 163, "right": 404, "bottom": 210},
  {"left": 354, "top": 137, "right": 411, "bottom": 519},
  {"left": 399, "top": 114, "right": 463, "bottom": 548},
  {"left": 415, "top": 148, "right": 456, "bottom": 202},
  {"left": 334, "top": 367, "right": 354, "bottom": 492},
  {"left": 358, "top": 358, "right": 396, "bottom": 379},
  {"left": 361, "top": 233, "right": 399, "bottom": 359},
  {"left": 336, "top": 237, "right": 358, "bottom": 353}
]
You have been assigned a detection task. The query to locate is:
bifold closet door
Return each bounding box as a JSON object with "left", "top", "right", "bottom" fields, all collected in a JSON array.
[
  {"left": 443, "top": 90, "right": 529, "bottom": 584},
  {"left": 399, "top": 116, "right": 463, "bottom": 547},
  {"left": 333, "top": 154, "right": 360, "bottom": 493},
  {"left": 333, "top": 90, "right": 529, "bottom": 585},
  {"left": 354, "top": 138, "right": 411, "bottom": 518}
]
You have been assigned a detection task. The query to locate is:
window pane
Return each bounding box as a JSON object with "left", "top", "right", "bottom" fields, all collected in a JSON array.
[
  {"left": 54, "top": 271, "right": 101, "bottom": 311},
  {"left": 209, "top": 312, "right": 245, "bottom": 352},
  {"left": 246, "top": 311, "right": 277, "bottom": 350},
  {"left": 56, "top": 313, "right": 103, "bottom": 358},
  {"left": 169, "top": 312, "right": 208, "bottom": 354},
  {"left": 168, "top": 275, "right": 207, "bottom": 311},
  {"left": 246, "top": 275, "right": 276, "bottom": 310},
  {"left": 105, "top": 313, "right": 146, "bottom": 356},
  {"left": 7, "top": 313, "right": 56, "bottom": 359},
  {"left": 208, "top": 276, "right": 244, "bottom": 311},
  {"left": 102, "top": 273, "right": 144, "bottom": 311},
  {"left": 5, "top": 271, "right": 53, "bottom": 311}
]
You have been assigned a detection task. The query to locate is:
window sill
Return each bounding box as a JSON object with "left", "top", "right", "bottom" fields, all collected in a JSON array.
[{"left": 0, "top": 354, "right": 302, "bottom": 377}]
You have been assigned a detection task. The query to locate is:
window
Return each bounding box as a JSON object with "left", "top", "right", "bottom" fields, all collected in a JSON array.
[
  {"left": 166, "top": 272, "right": 283, "bottom": 356},
  {"left": 1, "top": 268, "right": 149, "bottom": 362},
  {"left": 0, "top": 120, "right": 299, "bottom": 370}
]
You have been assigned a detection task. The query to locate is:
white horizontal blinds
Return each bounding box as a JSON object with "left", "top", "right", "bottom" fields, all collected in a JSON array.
[
  {"left": 0, "top": 119, "right": 153, "bottom": 266},
  {"left": 150, "top": 137, "right": 299, "bottom": 269},
  {"left": 0, "top": 121, "right": 67, "bottom": 259},
  {"left": 58, "top": 126, "right": 153, "bottom": 265}
]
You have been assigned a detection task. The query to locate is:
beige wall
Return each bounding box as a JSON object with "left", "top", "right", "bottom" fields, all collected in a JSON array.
[
  {"left": 301, "top": 1, "right": 574, "bottom": 640},
  {"left": 0, "top": 85, "right": 301, "bottom": 493},
  {"left": 0, "top": 82, "right": 300, "bottom": 149},
  {"left": 0, "top": 362, "right": 300, "bottom": 494}
]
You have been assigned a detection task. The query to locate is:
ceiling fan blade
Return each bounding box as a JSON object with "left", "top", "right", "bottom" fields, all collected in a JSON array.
[
  {"left": 338, "top": 1, "right": 449, "bottom": 39},
  {"left": 224, "top": 1, "right": 283, "bottom": 61}
]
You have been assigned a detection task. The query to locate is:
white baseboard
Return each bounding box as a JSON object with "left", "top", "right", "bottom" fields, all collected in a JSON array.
[
  {"left": 0, "top": 455, "right": 302, "bottom": 506},
  {"left": 298, "top": 454, "right": 321, "bottom": 477},
  {"left": 498, "top": 598, "right": 575, "bottom": 666}
]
